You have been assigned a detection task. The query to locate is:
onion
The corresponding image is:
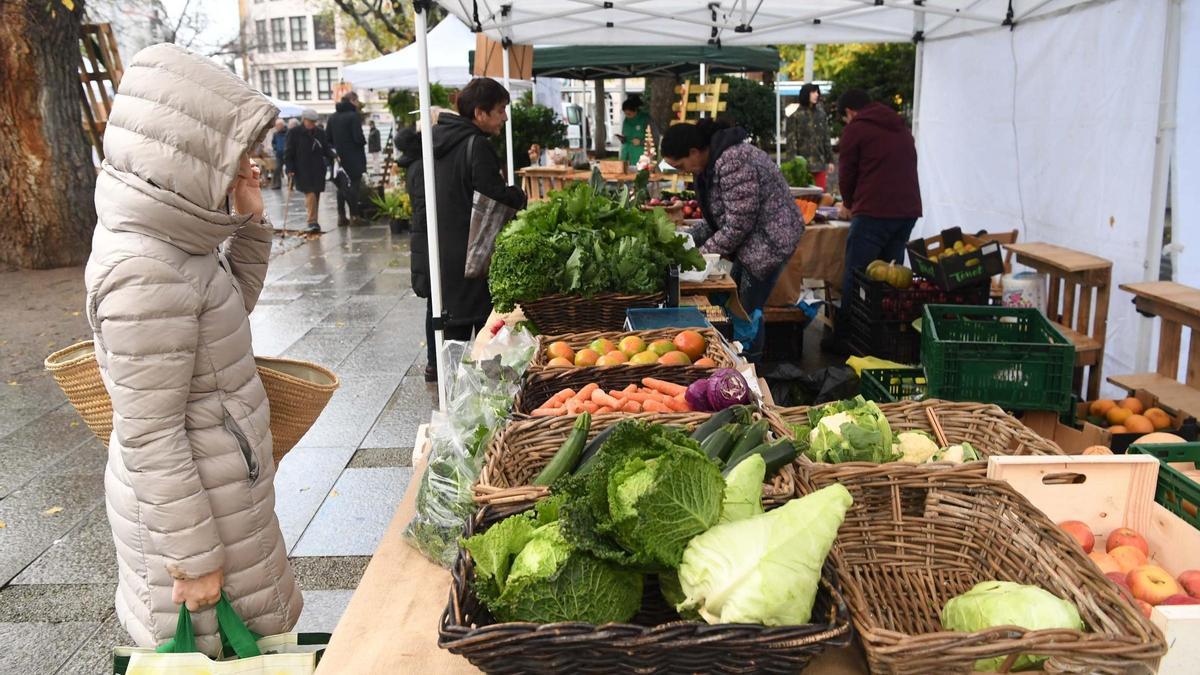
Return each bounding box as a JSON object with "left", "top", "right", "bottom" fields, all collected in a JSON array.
[
  {"left": 706, "top": 368, "right": 752, "bottom": 411},
  {"left": 684, "top": 379, "right": 713, "bottom": 412}
]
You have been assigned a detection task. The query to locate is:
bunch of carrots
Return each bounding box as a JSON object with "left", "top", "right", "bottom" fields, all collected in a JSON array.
[{"left": 531, "top": 378, "right": 691, "bottom": 416}]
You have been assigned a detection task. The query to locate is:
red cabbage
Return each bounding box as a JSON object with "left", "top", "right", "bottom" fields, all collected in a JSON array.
[
  {"left": 685, "top": 379, "right": 713, "bottom": 412},
  {"left": 706, "top": 368, "right": 751, "bottom": 411}
]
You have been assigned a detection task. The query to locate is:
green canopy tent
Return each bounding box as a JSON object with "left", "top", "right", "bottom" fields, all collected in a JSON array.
[{"left": 525, "top": 44, "right": 780, "bottom": 80}]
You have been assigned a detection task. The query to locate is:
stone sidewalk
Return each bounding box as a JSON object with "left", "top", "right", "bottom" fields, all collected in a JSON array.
[{"left": 0, "top": 188, "right": 433, "bottom": 673}]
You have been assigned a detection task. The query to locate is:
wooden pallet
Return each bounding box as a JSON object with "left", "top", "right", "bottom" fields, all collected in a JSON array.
[
  {"left": 671, "top": 79, "right": 727, "bottom": 125},
  {"left": 78, "top": 23, "right": 123, "bottom": 162}
]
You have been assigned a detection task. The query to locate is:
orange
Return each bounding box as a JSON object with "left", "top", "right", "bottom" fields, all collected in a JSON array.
[
  {"left": 673, "top": 330, "right": 707, "bottom": 360},
  {"left": 603, "top": 350, "right": 629, "bottom": 364},
  {"left": 1106, "top": 407, "right": 1132, "bottom": 426},
  {"left": 1089, "top": 399, "right": 1117, "bottom": 417},
  {"left": 574, "top": 348, "right": 600, "bottom": 367},
  {"left": 693, "top": 357, "right": 717, "bottom": 368},
  {"left": 1124, "top": 414, "right": 1154, "bottom": 435},
  {"left": 658, "top": 351, "right": 692, "bottom": 366},
  {"left": 1109, "top": 425, "right": 1128, "bottom": 434},
  {"left": 1119, "top": 397, "right": 1145, "bottom": 415},
  {"left": 546, "top": 341, "right": 575, "bottom": 362},
  {"left": 547, "top": 356, "right": 574, "bottom": 367},
  {"left": 1144, "top": 407, "right": 1172, "bottom": 430}
]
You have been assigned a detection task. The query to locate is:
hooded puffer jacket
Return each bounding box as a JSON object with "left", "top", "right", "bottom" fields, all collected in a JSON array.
[{"left": 84, "top": 43, "right": 302, "bottom": 655}]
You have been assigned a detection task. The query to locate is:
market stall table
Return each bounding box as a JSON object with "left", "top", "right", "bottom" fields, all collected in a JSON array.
[{"left": 1109, "top": 281, "right": 1200, "bottom": 419}]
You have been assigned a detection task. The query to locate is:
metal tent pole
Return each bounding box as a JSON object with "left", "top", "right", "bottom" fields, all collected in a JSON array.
[
  {"left": 414, "top": 2, "right": 447, "bottom": 410},
  {"left": 503, "top": 44, "right": 515, "bottom": 185},
  {"left": 775, "top": 73, "right": 782, "bottom": 165},
  {"left": 803, "top": 44, "right": 814, "bottom": 82}
]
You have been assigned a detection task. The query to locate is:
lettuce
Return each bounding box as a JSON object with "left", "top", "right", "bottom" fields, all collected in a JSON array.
[
  {"left": 793, "top": 396, "right": 899, "bottom": 464},
  {"left": 677, "top": 484, "right": 853, "bottom": 626},
  {"left": 719, "top": 453, "right": 766, "bottom": 524},
  {"left": 941, "top": 581, "right": 1084, "bottom": 672}
]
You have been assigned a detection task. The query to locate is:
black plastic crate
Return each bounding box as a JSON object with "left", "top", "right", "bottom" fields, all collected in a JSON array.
[
  {"left": 906, "top": 227, "right": 1005, "bottom": 291},
  {"left": 849, "top": 269, "right": 989, "bottom": 324},
  {"left": 846, "top": 306, "right": 922, "bottom": 364}
]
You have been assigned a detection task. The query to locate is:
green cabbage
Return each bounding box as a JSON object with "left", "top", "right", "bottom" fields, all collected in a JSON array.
[
  {"left": 677, "top": 483, "right": 853, "bottom": 625},
  {"left": 794, "top": 396, "right": 898, "bottom": 464},
  {"left": 941, "top": 581, "right": 1084, "bottom": 672},
  {"left": 719, "top": 454, "right": 766, "bottom": 524},
  {"left": 895, "top": 430, "right": 940, "bottom": 463}
]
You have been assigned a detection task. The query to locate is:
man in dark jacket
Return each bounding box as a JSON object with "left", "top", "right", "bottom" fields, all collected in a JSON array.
[
  {"left": 368, "top": 120, "right": 381, "bottom": 154},
  {"left": 269, "top": 119, "right": 288, "bottom": 189},
  {"left": 832, "top": 89, "right": 922, "bottom": 347},
  {"left": 284, "top": 109, "right": 335, "bottom": 233},
  {"left": 409, "top": 80, "right": 526, "bottom": 380},
  {"left": 395, "top": 125, "right": 438, "bottom": 380},
  {"left": 326, "top": 94, "right": 368, "bottom": 227}
]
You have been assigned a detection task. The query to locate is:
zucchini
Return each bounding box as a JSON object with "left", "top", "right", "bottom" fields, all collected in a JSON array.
[
  {"left": 700, "top": 424, "right": 740, "bottom": 462},
  {"left": 689, "top": 405, "right": 752, "bottom": 442},
  {"left": 727, "top": 419, "right": 768, "bottom": 465},
  {"left": 758, "top": 440, "right": 799, "bottom": 475},
  {"left": 573, "top": 419, "right": 617, "bottom": 475},
  {"left": 722, "top": 442, "right": 770, "bottom": 476},
  {"left": 536, "top": 413, "right": 591, "bottom": 485}
]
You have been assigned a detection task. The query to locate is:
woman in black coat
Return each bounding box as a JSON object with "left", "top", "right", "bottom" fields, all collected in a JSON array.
[{"left": 284, "top": 109, "right": 335, "bottom": 233}]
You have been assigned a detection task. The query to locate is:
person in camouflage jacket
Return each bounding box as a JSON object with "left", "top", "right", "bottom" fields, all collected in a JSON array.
[{"left": 787, "top": 83, "right": 835, "bottom": 189}]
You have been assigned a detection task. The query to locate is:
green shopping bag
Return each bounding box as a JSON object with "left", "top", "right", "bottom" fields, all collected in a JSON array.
[{"left": 113, "top": 593, "right": 330, "bottom": 675}]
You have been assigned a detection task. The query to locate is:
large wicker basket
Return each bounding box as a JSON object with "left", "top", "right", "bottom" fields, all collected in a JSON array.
[
  {"left": 766, "top": 399, "right": 1064, "bottom": 484},
  {"left": 519, "top": 291, "right": 664, "bottom": 334},
  {"left": 795, "top": 464, "right": 1165, "bottom": 674},
  {"left": 438, "top": 501, "right": 853, "bottom": 674},
  {"left": 475, "top": 411, "right": 795, "bottom": 508},
  {"left": 45, "top": 341, "right": 338, "bottom": 464},
  {"left": 528, "top": 327, "right": 735, "bottom": 372},
  {"left": 513, "top": 366, "right": 713, "bottom": 417}
]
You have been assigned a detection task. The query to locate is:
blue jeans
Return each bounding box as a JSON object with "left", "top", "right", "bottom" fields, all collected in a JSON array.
[{"left": 838, "top": 215, "right": 917, "bottom": 333}]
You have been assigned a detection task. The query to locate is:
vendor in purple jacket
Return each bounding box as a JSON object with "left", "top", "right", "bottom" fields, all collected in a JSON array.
[
  {"left": 832, "top": 89, "right": 923, "bottom": 347},
  {"left": 662, "top": 119, "right": 805, "bottom": 357}
]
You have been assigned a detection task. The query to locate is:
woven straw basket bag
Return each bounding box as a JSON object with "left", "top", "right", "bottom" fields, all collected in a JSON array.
[{"left": 45, "top": 341, "right": 338, "bottom": 465}]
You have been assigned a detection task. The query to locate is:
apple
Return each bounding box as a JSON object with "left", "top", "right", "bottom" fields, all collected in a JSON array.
[
  {"left": 1135, "top": 599, "right": 1154, "bottom": 618},
  {"left": 1109, "top": 545, "right": 1149, "bottom": 573},
  {"left": 1105, "top": 572, "right": 1135, "bottom": 601},
  {"left": 1129, "top": 565, "right": 1183, "bottom": 606},
  {"left": 1059, "top": 520, "right": 1095, "bottom": 553},
  {"left": 1088, "top": 551, "right": 1121, "bottom": 575},
  {"left": 1177, "top": 570, "right": 1200, "bottom": 598},
  {"left": 1106, "top": 528, "right": 1150, "bottom": 557},
  {"left": 1159, "top": 594, "right": 1200, "bottom": 606}
]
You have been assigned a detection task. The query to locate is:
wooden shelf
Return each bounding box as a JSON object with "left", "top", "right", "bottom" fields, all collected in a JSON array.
[
  {"left": 1120, "top": 281, "right": 1200, "bottom": 323},
  {"left": 1006, "top": 243, "right": 1112, "bottom": 273},
  {"left": 1108, "top": 372, "right": 1200, "bottom": 420}
]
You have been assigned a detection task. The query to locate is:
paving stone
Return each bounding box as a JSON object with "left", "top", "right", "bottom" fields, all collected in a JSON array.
[
  {"left": 54, "top": 614, "right": 131, "bottom": 675},
  {"left": 317, "top": 295, "right": 401, "bottom": 328},
  {"left": 281, "top": 325, "right": 371, "bottom": 367},
  {"left": 347, "top": 446, "right": 413, "bottom": 468},
  {"left": 0, "top": 377, "right": 72, "bottom": 440},
  {"left": 288, "top": 556, "right": 371, "bottom": 591},
  {"left": 273, "top": 446, "right": 356, "bottom": 552},
  {"left": 356, "top": 269, "right": 411, "bottom": 295},
  {"left": 293, "top": 375, "right": 400, "bottom": 449},
  {"left": 359, "top": 377, "right": 437, "bottom": 450},
  {"left": 0, "top": 583, "right": 116, "bottom": 623},
  {"left": 336, "top": 328, "right": 423, "bottom": 375},
  {"left": 291, "top": 467, "right": 412, "bottom": 557},
  {"left": 12, "top": 505, "right": 115, "bottom": 585},
  {"left": 0, "top": 403, "right": 96, "bottom": 498},
  {"left": 0, "top": 621, "right": 102, "bottom": 675},
  {"left": 294, "top": 589, "right": 355, "bottom": 635}
]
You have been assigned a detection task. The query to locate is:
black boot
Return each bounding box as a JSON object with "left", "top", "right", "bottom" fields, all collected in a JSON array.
[
  {"left": 423, "top": 365, "right": 438, "bottom": 383},
  {"left": 306, "top": 222, "right": 322, "bottom": 234}
]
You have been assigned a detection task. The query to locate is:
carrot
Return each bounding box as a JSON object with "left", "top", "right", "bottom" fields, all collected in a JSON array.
[
  {"left": 621, "top": 400, "right": 642, "bottom": 413},
  {"left": 596, "top": 406, "right": 616, "bottom": 414},
  {"left": 664, "top": 397, "right": 690, "bottom": 412},
  {"left": 642, "top": 399, "right": 669, "bottom": 413},
  {"left": 622, "top": 383, "right": 637, "bottom": 394},
  {"left": 572, "top": 383, "right": 599, "bottom": 402},
  {"left": 582, "top": 401, "right": 599, "bottom": 413},
  {"left": 565, "top": 399, "right": 584, "bottom": 415},
  {"left": 547, "top": 388, "right": 576, "bottom": 407},
  {"left": 532, "top": 408, "right": 567, "bottom": 417},
  {"left": 608, "top": 390, "right": 625, "bottom": 399},
  {"left": 642, "top": 377, "right": 686, "bottom": 397},
  {"left": 591, "top": 389, "right": 621, "bottom": 409}
]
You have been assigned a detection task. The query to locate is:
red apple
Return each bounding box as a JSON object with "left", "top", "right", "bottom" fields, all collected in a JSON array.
[
  {"left": 1088, "top": 551, "right": 1121, "bottom": 574},
  {"left": 1129, "top": 565, "right": 1183, "bottom": 606},
  {"left": 1177, "top": 569, "right": 1200, "bottom": 598},
  {"left": 1135, "top": 599, "right": 1154, "bottom": 618},
  {"left": 1059, "top": 520, "right": 1095, "bottom": 553},
  {"left": 1106, "top": 571, "right": 1133, "bottom": 593},
  {"left": 1159, "top": 594, "right": 1200, "bottom": 606},
  {"left": 1106, "top": 528, "right": 1150, "bottom": 556},
  {"left": 1109, "top": 545, "right": 1149, "bottom": 574}
]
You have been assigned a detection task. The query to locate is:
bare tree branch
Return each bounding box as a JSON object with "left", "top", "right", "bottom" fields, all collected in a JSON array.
[{"left": 331, "top": 0, "right": 391, "bottom": 55}]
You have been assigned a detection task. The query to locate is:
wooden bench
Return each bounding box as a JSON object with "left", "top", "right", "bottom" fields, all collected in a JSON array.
[
  {"left": 1109, "top": 281, "right": 1200, "bottom": 420},
  {"left": 1006, "top": 243, "right": 1112, "bottom": 400}
]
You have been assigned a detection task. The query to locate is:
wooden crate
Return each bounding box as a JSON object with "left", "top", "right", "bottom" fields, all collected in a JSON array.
[{"left": 988, "top": 455, "right": 1200, "bottom": 675}]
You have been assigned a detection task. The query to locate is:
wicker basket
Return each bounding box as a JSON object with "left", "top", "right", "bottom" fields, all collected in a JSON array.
[
  {"left": 766, "top": 399, "right": 1064, "bottom": 484},
  {"left": 795, "top": 464, "right": 1165, "bottom": 674},
  {"left": 529, "top": 327, "right": 735, "bottom": 372},
  {"left": 519, "top": 292, "right": 664, "bottom": 334},
  {"left": 475, "top": 411, "right": 795, "bottom": 508},
  {"left": 438, "top": 501, "right": 853, "bottom": 674},
  {"left": 45, "top": 341, "right": 338, "bottom": 464},
  {"left": 514, "top": 366, "right": 709, "bottom": 416}
]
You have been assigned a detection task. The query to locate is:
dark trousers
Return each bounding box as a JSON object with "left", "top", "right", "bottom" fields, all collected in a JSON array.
[
  {"left": 732, "top": 263, "right": 786, "bottom": 361},
  {"left": 424, "top": 298, "right": 486, "bottom": 368},
  {"left": 837, "top": 214, "right": 917, "bottom": 334},
  {"left": 337, "top": 172, "right": 363, "bottom": 221},
  {"left": 272, "top": 152, "right": 285, "bottom": 188}
]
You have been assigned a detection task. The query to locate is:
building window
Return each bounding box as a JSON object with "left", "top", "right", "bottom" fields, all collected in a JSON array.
[
  {"left": 270, "top": 18, "right": 286, "bottom": 52},
  {"left": 313, "top": 13, "right": 335, "bottom": 50},
  {"left": 255, "top": 20, "right": 267, "bottom": 54},
  {"left": 259, "top": 70, "right": 271, "bottom": 96},
  {"left": 289, "top": 16, "right": 308, "bottom": 50},
  {"left": 294, "top": 68, "right": 311, "bottom": 100},
  {"left": 275, "top": 70, "right": 289, "bottom": 100},
  {"left": 316, "top": 67, "right": 336, "bottom": 100}
]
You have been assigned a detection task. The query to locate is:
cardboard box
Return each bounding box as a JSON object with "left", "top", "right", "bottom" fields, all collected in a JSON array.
[
  {"left": 906, "top": 226, "right": 1004, "bottom": 291},
  {"left": 1022, "top": 409, "right": 1110, "bottom": 454},
  {"left": 988, "top": 455, "right": 1200, "bottom": 675},
  {"left": 1072, "top": 389, "right": 1199, "bottom": 452}
]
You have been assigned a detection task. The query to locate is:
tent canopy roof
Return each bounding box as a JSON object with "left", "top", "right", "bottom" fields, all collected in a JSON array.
[
  {"left": 523, "top": 44, "right": 780, "bottom": 79},
  {"left": 435, "top": 0, "right": 1100, "bottom": 46}
]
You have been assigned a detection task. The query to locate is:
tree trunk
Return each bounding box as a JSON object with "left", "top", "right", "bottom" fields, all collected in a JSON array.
[
  {"left": 592, "top": 79, "right": 606, "bottom": 157},
  {"left": 647, "top": 76, "right": 676, "bottom": 133},
  {"left": 0, "top": 1, "right": 97, "bottom": 269}
]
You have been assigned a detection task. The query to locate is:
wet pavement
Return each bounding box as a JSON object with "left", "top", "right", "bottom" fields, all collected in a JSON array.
[{"left": 0, "top": 186, "right": 434, "bottom": 672}]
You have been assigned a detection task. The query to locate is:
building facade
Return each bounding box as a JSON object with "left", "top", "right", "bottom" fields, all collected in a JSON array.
[{"left": 241, "top": 0, "right": 353, "bottom": 118}]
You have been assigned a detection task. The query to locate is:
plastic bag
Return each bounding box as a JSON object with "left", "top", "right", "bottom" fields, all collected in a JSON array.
[{"left": 761, "top": 364, "right": 859, "bottom": 407}]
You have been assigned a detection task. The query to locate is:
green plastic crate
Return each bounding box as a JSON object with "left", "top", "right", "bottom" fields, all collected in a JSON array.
[
  {"left": 860, "top": 368, "right": 928, "bottom": 404},
  {"left": 920, "top": 305, "right": 1075, "bottom": 412},
  {"left": 1127, "top": 442, "right": 1200, "bottom": 533}
]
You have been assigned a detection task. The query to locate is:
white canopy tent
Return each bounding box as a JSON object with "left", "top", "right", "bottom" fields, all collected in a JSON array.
[
  {"left": 411, "top": 0, "right": 1193, "bottom": 404},
  {"left": 265, "top": 96, "right": 304, "bottom": 119}
]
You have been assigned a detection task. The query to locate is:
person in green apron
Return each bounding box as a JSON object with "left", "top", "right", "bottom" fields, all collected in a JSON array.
[{"left": 619, "top": 96, "right": 651, "bottom": 165}]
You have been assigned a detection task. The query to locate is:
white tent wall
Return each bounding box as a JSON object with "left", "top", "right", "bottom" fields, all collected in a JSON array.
[
  {"left": 915, "top": 0, "right": 1168, "bottom": 389},
  {"left": 1176, "top": 0, "right": 1200, "bottom": 290}
]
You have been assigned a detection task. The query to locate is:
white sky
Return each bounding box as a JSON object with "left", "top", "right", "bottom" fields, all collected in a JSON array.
[{"left": 161, "top": 0, "right": 241, "bottom": 52}]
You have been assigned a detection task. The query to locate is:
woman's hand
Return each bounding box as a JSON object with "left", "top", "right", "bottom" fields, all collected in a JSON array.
[
  {"left": 230, "top": 155, "right": 264, "bottom": 222},
  {"left": 172, "top": 568, "right": 224, "bottom": 611}
]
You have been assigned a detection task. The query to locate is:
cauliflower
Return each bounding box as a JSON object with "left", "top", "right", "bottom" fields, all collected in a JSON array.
[
  {"left": 931, "top": 442, "right": 980, "bottom": 464},
  {"left": 894, "top": 431, "right": 940, "bottom": 464}
]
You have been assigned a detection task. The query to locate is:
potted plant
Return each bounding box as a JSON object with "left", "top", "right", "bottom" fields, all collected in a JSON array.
[{"left": 370, "top": 189, "right": 412, "bottom": 234}]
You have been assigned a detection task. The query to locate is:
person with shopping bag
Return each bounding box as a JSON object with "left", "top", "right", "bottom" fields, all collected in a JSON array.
[{"left": 85, "top": 42, "right": 303, "bottom": 657}]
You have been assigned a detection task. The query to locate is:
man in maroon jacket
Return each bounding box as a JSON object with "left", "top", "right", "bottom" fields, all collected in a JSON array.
[{"left": 831, "top": 89, "right": 922, "bottom": 348}]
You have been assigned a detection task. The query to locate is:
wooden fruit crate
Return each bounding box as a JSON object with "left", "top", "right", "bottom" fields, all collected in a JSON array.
[{"left": 988, "top": 455, "right": 1200, "bottom": 675}]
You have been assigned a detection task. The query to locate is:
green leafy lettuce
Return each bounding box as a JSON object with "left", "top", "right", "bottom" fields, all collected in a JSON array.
[
  {"left": 559, "top": 420, "right": 725, "bottom": 570},
  {"left": 719, "top": 453, "right": 766, "bottom": 524},
  {"left": 941, "top": 581, "right": 1084, "bottom": 672},
  {"left": 677, "top": 483, "right": 853, "bottom": 626},
  {"left": 791, "top": 396, "right": 899, "bottom": 464}
]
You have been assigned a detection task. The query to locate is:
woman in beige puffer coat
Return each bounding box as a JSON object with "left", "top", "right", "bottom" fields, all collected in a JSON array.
[{"left": 85, "top": 43, "right": 302, "bottom": 655}]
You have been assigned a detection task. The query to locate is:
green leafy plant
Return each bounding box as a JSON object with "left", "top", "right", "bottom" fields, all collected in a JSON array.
[
  {"left": 369, "top": 189, "right": 411, "bottom": 221},
  {"left": 494, "top": 91, "right": 568, "bottom": 171},
  {"left": 780, "top": 157, "right": 813, "bottom": 187},
  {"left": 719, "top": 76, "right": 777, "bottom": 148},
  {"left": 386, "top": 83, "right": 452, "bottom": 124}
]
